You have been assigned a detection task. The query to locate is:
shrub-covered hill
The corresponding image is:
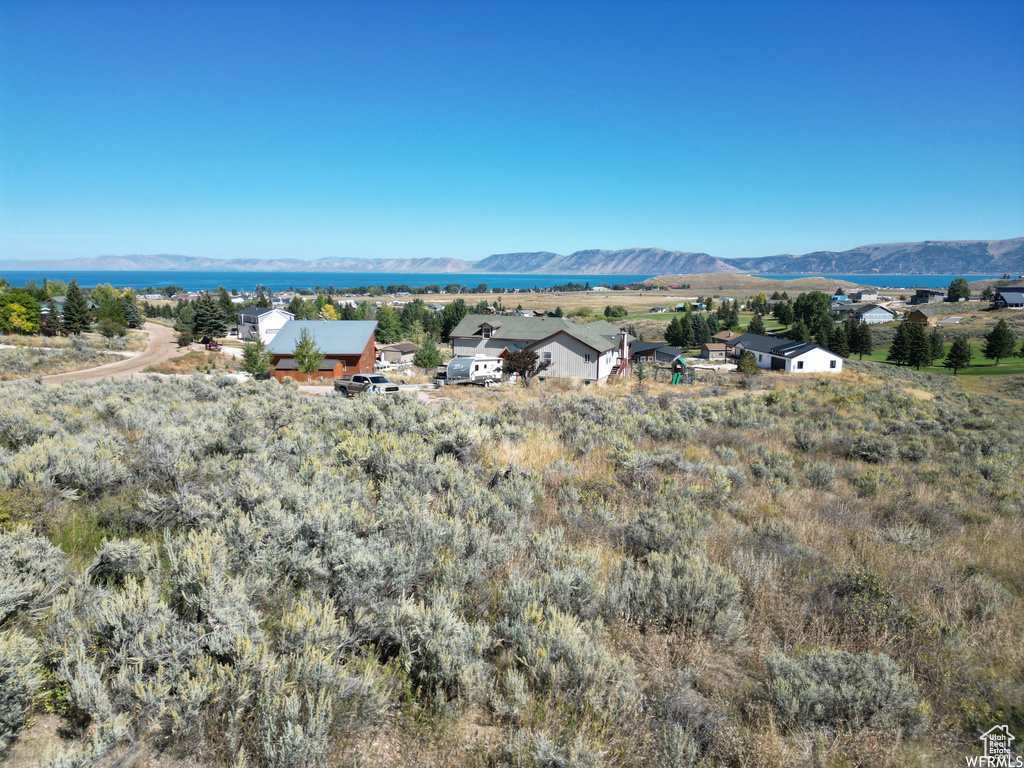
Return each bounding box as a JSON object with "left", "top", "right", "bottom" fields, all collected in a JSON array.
[{"left": 0, "top": 376, "right": 1021, "bottom": 767}]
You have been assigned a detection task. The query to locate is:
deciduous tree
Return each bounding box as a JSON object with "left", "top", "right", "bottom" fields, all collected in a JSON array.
[
  {"left": 504, "top": 349, "right": 550, "bottom": 386},
  {"left": 947, "top": 277, "right": 970, "bottom": 302}
]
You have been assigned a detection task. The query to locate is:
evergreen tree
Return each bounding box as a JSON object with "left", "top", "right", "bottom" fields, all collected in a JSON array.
[
  {"left": 680, "top": 313, "right": 695, "bottom": 349},
  {"left": 375, "top": 305, "right": 402, "bottom": 344},
  {"left": 62, "top": 279, "right": 92, "bottom": 334},
  {"left": 828, "top": 325, "right": 850, "bottom": 357},
  {"left": 665, "top": 316, "right": 685, "bottom": 348},
  {"left": 122, "top": 296, "right": 144, "bottom": 329},
  {"left": 943, "top": 338, "right": 973, "bottom": 375},
  {"left": 729, "top": 301, "right": 740, "bottom": 329},
  {"left": 929, "top": 329, "right": 944, "bottom": 361},
  {"left": 693, "top": 313, "right": 711, "bottom": 345},
  {"left": 553, "top": 306, "right": 563, "bottom": 317},
  {"left": 292, "top": 328, "right": 325, "bottom": 375},
  {"left": 737, "top": 350, "right": 760, "bottom": 375},
  {"left": 814, "top": 326, "right": 831, "bottom": 349},
  {"left": 41, "top": 299, "right": 64, "bottom": 336},
  {"left": 843, "top": 318, "right": 858, "bottom": 350},
  {"left": 216, "top": 286, "right": 235, "bottom": 323},
  {"left": 255, "top": 290, "right": 272, "bottom": 308},
  {"left": 706, "top": 314, "right": 720, "bottom": 334},
  {"left": 413, "top": 336, "right": 442, "bottom": 369},
  {"left": 174, "top": 301, "right": 196, "bottom": 333},
  {"left": 786, "top": 320, "right": 810, "bottom": 343},
  {"left": 241, "top": 338, "right": 273, "bottom": 377},
  {"left": 852, "top": 323, "right": 874, "bottom": 360},
  {"left": 906, "top": 324, "right": 933, "bottom": 370},
  {"left": 947, "top": 277, "right": 970, "bottom": 302},
  {"left": 981, "top": 286, "right": 994, "bottom": 301},
  {"left": 747, "top": 313, "right": 766, "bottom": 335},
  {"left": 287, "top": 297, "right": 306, "bottom": 318},
  {"left": 192, "top": 293, "right": 227, "bottom": 338},
  {"left": 981, "top": 319, "right": 1016, "bottom": 365},
  {"left": 887, "top": 323, "right": 912, "bottom": 366}
]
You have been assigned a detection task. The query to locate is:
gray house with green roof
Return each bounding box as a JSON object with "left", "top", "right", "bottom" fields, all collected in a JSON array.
[{"left": 448, "top": 314, "right": 632, "bottom": 383}]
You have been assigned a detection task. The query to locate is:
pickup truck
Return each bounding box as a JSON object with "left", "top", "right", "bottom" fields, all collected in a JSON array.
[{"left": 333, "top": 374, "right": 400, "bottom": 397}]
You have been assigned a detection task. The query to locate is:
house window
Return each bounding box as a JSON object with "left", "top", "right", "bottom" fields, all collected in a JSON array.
[
  {"left": 584, "top": 353, "right": 591, "bottom": 363},
  {"left": 758, "top": 354, "right": 763, "bottom": 362},
  {"left": 482, "top": 326, "right": 491, "bottom": 338},
  {"left": 542, "top": 352, "right": 552, "bottom": 363},
  {"left": 797, "top": 361, "right": 804, "bottom": 370},
  {"left": 830, "top": 360, "right": 836, "bottom": 368}
]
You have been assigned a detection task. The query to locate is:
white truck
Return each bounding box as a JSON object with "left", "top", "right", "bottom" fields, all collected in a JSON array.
[{"left": 436, "top": 356, "right": 504, "bottom": 387}]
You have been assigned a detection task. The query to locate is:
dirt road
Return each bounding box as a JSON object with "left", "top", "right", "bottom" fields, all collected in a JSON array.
[{"left": 43, "top": 322, "right": 180, "bottom": 384}]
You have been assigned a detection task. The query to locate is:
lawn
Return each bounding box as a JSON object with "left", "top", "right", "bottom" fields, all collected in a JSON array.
[{"left": 861, "top": 336, "right": 1024, "bottom": 376}]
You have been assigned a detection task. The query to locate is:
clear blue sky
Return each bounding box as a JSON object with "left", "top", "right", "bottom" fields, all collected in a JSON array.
[{"left": 1, "top": 0, "right": 1022, "bottom": 262}]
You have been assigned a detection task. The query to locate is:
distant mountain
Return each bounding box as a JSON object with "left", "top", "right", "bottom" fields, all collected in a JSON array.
[
  {"left": 0, "top": 248, "right": 738, "bottom": 275},
  {"left": 0, "top": 254, "right": 475, "bottom": 273},
  {"left": 725, "top": 238, "right": 1024, "bottom": 275},
  {"left": 475, "top": 248, "right": 739, "bottom": 275},
  {"left": 2, "top": 239, "right": 1021, "bottom": 275}
]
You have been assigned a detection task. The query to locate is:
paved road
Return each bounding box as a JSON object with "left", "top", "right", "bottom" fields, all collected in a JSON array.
[{"left": 43, "top": 322, "right": 180, "bottom": 384}]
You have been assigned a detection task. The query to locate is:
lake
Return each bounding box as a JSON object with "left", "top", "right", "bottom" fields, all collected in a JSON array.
[
  {"left": 0, "top": 270, "right": 654, "bottom": 292},
  {"left": 0, "top": 270, "right": 1012, "bottom": 292}
]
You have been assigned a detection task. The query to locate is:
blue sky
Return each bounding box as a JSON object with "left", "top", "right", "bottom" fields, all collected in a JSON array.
[{"left": 1, "top": 0, "right": 1022, "bottom": 262}]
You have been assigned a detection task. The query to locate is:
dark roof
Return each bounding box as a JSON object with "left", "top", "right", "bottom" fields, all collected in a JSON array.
[
  {"left": 730, "top": 333, "right": 838, "bottom": 360},
  {"left": 381, "top": 342, "right": 418, "bottom": 353},
  {"left": 631, "top": 342, "right": 683, "bottom": 358},
  {"left": 266, "top": 320, "right": 377, "bottom": 356},
  {"left": 997, "top": 291, "right": 1024, "bottom": 304},
  {"left": 631, "top": 341, "right": 666, "bottom": 354},
  {"left": 237, "top": 306, "right": 280, "bottom": 318},
  {"left": 768, "top": 340, "right": 819, "bottom": 358},
  {"left": 908, "top": 306, "right": 938, "bottom": 317},
  {"left": 727, "top": 333, "right": 781, "bottom": 353}
]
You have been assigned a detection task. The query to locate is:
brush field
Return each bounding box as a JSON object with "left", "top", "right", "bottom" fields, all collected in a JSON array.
[{"left": 0, "top": 370, "right": 1021, "bottom": 767}]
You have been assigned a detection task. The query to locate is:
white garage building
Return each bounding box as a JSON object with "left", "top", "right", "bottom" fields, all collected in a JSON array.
[{"left": 727, "top": 333, "right": 844, "bottom": 373}]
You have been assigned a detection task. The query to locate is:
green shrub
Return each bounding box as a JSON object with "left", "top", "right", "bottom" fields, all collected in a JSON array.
[
  {"left": 764, "top": 648, "right": 926, "bottom": 733},
  {"left": 0, "top": 630, "right": 42, "bottom": 755}
]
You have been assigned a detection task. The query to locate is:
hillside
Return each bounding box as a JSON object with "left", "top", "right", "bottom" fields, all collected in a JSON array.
[
  {"left": 0, "top": 373, "right": 1021, "bottom": 767},
  {"left": 474, "top": 247, "right": 739, "bottom": 275},
  {"left": 2, "top": 238, "right": 1022, "bottom": 275},
  {"left": 728, "top": 237, "right": 1024, "bottom": 275},
  {"left": 642, "top": 272, "right": 870, "bottom": 293}
]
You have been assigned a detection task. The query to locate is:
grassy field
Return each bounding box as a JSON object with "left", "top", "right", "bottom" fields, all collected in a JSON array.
[{"left": 861, "top": 337, "right": 1024, "bottom": 377}]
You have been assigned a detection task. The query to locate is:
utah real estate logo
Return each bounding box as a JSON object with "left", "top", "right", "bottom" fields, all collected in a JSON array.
[{"left": 966, "top": 725, "right": 1022, "bottom": 767}]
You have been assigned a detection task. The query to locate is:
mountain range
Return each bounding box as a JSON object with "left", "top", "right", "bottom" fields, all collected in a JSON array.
[{"left": 2, "top": 238, "right": 1022, "bottom": 276}]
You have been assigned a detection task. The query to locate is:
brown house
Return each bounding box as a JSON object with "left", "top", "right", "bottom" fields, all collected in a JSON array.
[
  {"left": 904, "top": 307, "right": 938, "bottom": 326},
  {"left": 265, "top": 320, "right": 377, "bottom": 383},
  {"left": 700, "top": 343, "right": 729, "bottom": 361}
]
